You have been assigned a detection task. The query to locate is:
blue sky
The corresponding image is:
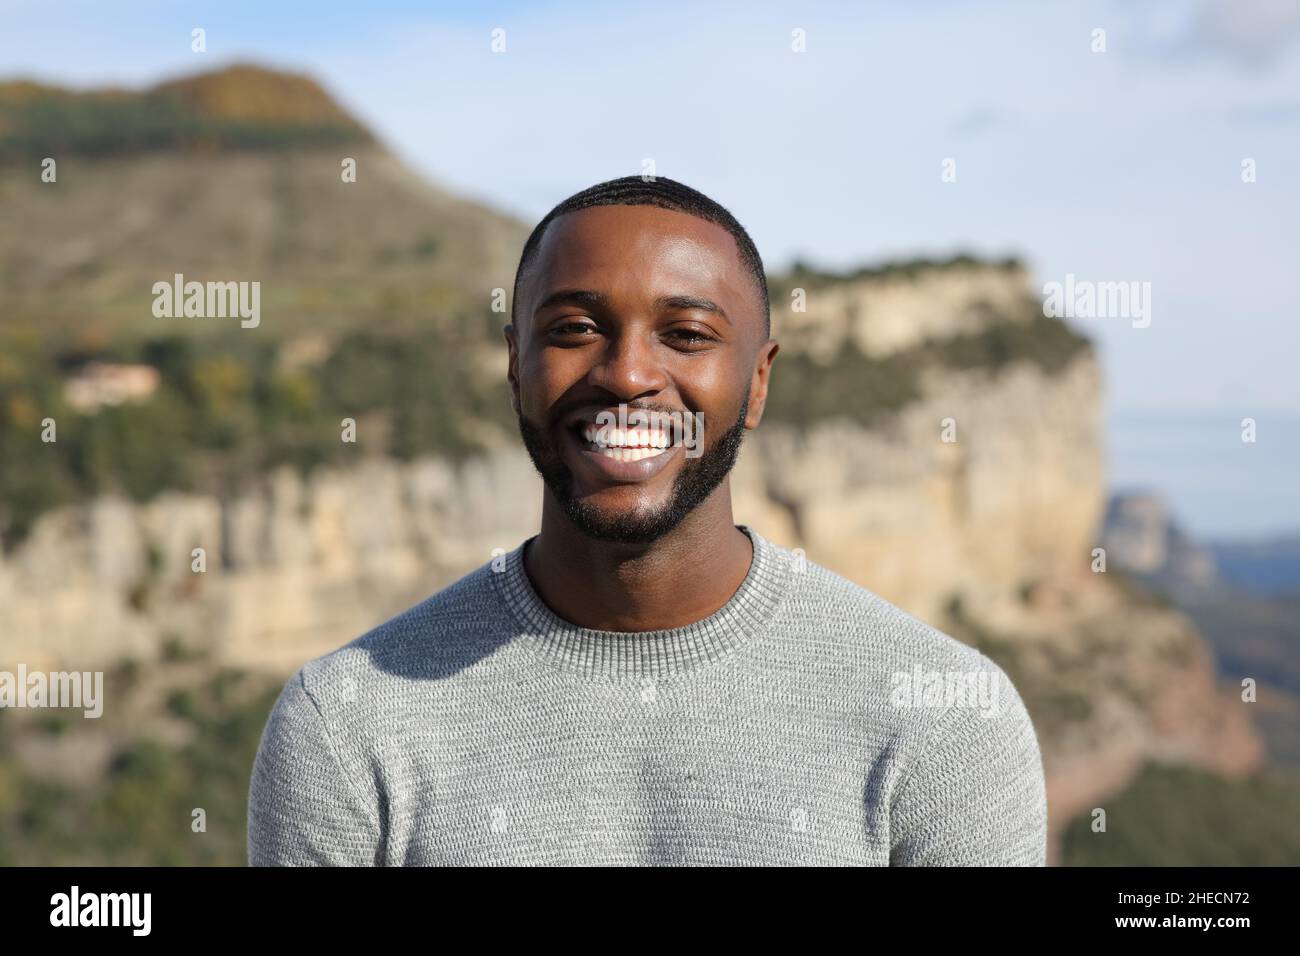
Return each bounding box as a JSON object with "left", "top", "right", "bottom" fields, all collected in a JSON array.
[{"left": 4, "top": 0, "right": 1298, "bottom": 537}]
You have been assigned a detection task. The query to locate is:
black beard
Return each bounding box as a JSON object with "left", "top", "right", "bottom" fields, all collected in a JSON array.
[{"left": 516, "top": 395, "right": 750, "bottom": 544}]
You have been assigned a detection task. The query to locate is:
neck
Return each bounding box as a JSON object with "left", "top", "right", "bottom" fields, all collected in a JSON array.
[{"left": 524, "top": 482, "right": 754, "bottom": 631}]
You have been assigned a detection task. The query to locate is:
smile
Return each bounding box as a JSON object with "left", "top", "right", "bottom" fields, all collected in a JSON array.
[
  {"left": 565, "top": 420, "right": 682, "bottom": 483},
  {"left": 576, "top": 423, "right": 672, "bottom": 461}
]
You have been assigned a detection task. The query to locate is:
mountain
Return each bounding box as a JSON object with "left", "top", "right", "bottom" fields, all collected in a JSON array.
[
  {"left": 0, "top": 64, "right": 529, "bottom": 544},
  {"left": 0, "top": 63, "right": 527, "bottom": 348},
  {"left": 0, "top": 63, "right": 373, "bottom": 160},
  {"left": 1102, "top": 491, "right": 1222, "bottom": 600},
  {"left": 1211, "top": 534, "right": 1300, "bottom": 597},
  {"left": 0, "top": 64, "right": 1284, "bottom": 865},
  {"left": 1102, "top": 491, "right": 1300, "bottom": 770}
]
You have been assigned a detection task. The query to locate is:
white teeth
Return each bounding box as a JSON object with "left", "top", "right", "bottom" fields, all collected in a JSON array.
[
  {"left": 581, "top": 423, "right": 671, "bottom": 449},
  {"left": 595, "top": 445, "right": 666, "bottom": 461}
]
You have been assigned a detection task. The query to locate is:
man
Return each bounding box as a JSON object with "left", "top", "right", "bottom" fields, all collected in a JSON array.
[{"left": 248, "top": 176, "right": 1048, "bottom": 866}]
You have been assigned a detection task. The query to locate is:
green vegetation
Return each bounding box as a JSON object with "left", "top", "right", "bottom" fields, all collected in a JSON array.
[
  {"left": 0, "top": 65, "right": 371, "bottom": 160},
  {"left": 1061, "top": 763, "right": 1300, "bottom": 866},
  {"left": 933, "top": 312, "right": 1092, "bottom": 377},
  {"left": 0, "top": 327, "right": 514, "bottom": 549},
  {"left": 0, "top": 657, "right": 284, "bottom": 866},
  {"left": 762, "top": 311, "right": 1091, "bottom": 430},
  {"left": 763, "top": 339, "right": 924, "bottom": 429},
  {"left": 767, "top": 252, "right": 1024, "bottom": 302}
]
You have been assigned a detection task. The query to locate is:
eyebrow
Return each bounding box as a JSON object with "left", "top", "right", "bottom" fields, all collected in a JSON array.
[{"left": 533, "top": 289, "right": 731, "bottom": 324}]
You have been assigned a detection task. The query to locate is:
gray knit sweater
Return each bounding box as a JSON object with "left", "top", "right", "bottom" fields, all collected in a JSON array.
[{"left": 247, "top": 524, "right": 1047, "bottom": 866}]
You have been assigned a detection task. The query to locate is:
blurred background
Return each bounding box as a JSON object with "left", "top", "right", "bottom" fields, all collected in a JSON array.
[{"left": 1, "top": 0, "right": 1298, "bottom": 865}]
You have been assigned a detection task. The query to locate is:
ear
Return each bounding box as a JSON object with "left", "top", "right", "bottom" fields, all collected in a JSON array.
[
  {"left": 503, "top": 323, "right": 521, "bottom": 416},
  {"left": 744, "top": 338, "right": 779, "bottom": 429}
]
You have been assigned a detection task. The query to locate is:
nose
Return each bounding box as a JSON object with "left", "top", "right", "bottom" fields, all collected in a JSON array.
[{"left": 585, "top": 328, "right": 669, "bottom": 400}]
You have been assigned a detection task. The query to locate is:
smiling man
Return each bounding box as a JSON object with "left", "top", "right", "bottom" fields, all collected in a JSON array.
[{"left": 248, "top": 176, "right": 1048, "bottom": 866}]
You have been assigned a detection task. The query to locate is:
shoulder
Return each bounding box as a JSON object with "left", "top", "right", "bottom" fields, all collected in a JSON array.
[
  {"left": 754, "top": 546, "right": 1048, "bottom": 864},
  {"left": 289, "top": 555, "right": 511, "bottom": 714},
  {"left": 756, "top": 534, "right": 1038, "bottom": 756},
  {"left": 763, "top": 535, "right": 993, "bottom": 675}
]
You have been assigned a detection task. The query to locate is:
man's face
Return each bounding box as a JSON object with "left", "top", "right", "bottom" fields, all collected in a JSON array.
[{"left": 505, "top": 204, "right": 776, "bottom": 544}]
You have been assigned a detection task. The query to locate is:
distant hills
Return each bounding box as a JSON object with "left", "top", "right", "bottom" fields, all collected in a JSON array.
[
  {"left": 0, "top": 63, "right": 528, "bottom": 350},
  {"left": 1102, "top": 492, "right": 1221, "bottom": 600},
  {"left": 1104, "top": 489, "right": 1300, "bottom": 600},
  {"left": 0, "top": 64, "right": 373, "bottom": 160},
  {"left": 1211, "top": 535, "right": 1300, "bottom": 598},
  {"left": 1103, "top": 491, "right": 1300, "bottom": 766}
]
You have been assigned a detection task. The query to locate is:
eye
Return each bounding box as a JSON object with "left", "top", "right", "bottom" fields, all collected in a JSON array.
[
  {"left": 664, "top": 327, "right": 718, "bottom": 348},
  {"left": 547, "top": 320, "right": 599, "bottom": 340}
]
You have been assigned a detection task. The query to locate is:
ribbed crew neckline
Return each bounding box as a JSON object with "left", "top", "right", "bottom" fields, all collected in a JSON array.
[{"left": 492, "top": 524, "right": 789, "bottom": 681}]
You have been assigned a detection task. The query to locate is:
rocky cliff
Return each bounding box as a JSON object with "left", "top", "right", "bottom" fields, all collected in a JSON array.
[{"left": 1102, "top": 491, "right": 1222, "bottom": 598}]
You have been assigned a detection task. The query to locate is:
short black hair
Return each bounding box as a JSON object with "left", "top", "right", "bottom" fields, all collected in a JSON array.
[{"left": 510, "top": 175, "right": 770, "bottom": 337}]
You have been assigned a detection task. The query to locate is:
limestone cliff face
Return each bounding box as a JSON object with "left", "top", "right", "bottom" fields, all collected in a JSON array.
[
  {"left": 0, "top": 260, "right": 1262, "bottom": 854},
  {"left": 734, "top": 355, "right": 1104, "bottom": 626},
  {"left": 0, "top": 453, "right": 542, "bottom": 673},
  {"left": 776, "top": 260, "right": 1036, "bottom": 360}
]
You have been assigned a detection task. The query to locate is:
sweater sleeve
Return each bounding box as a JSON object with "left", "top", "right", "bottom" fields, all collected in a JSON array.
[
  {"left": 888, "top": 660, "right": 1048, "bottom": 866},
  {"left": 247, "top": 668, "right": 382, "bottom": 866}
]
